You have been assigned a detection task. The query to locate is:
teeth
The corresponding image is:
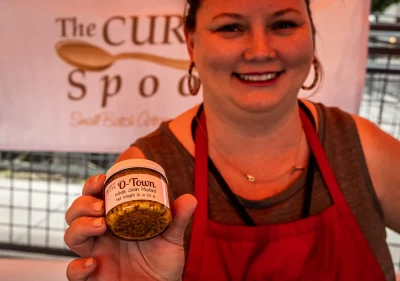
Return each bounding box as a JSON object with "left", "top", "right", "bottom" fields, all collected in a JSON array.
[{"left": 237, "top": 73, "right": 278, "bottom": 82}]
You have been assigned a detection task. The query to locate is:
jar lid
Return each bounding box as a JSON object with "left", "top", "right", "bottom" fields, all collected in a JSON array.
[{"left": 105, "top": 159, "right": 167, "bottom": 182}]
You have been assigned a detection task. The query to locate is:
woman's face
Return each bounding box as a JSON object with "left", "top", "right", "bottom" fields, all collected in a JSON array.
[{"left": 186, "top": 0, "right": 314, "bottom": 114}]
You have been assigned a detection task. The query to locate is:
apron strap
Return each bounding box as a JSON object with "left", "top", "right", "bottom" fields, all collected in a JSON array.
[
  {"left": 299, "top": 108, "right": 385, "bottom": 280},
  {"left": 182, "top": 110, "right": 208, "bottom": 280},
  {"left": 299, "top": 109, "right": 348, "bottom": 209}
]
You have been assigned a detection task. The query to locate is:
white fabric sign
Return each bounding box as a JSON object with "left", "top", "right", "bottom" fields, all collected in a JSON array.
[
  {"left": 303, "top": 0, "right": 371, "bottom": 113},
  {"left": 0, "top": 0, "right": 370, "bottom": 153}
]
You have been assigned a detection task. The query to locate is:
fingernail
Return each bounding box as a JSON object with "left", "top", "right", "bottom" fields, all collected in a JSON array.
[
  {"left": 92, "top": 218, "right": 103, "bottom": 227},
  {"left": 84, "top": 258, "right": 93, "bottom": 268},
  {"left": 94, "top": 174, "right": 101, "bottom": 184},
  {"left": 92, "top": 201, "right": 103, "bottom": 212}
]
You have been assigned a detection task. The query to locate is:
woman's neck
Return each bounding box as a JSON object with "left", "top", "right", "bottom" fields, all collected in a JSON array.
[{"left": 203, "top": 98, "right": 303, "bottom": 159}]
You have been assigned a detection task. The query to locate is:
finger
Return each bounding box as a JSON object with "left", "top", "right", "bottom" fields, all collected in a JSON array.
[
  {"left": 64, "top": 217, "right": 106, "bottom": 257},
  {"left": 66, "top": 196, "right": 104, "bottom": 226},
  {"left": 67, "top": 258, "right": 97, "bottom": 281},
  {"left": 82, "top": 174, "right": 106, "bottom": 197},
  {"left": 162, "top": 194, "right": 197, "bottom": 245}
]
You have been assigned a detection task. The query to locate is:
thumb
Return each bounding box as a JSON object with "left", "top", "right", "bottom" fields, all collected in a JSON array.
[{"left": 162, "top": 194, "right": 197, "bottom": 245}]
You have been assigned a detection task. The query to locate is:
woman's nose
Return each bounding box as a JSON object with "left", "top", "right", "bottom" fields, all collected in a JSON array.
[{"left": 243, "top": 32, "right": 276, "bottom": 61}]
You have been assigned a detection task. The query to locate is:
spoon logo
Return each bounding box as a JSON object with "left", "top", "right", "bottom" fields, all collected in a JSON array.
[
  {"left": 54, "top": 39, "right": 196, "bottom": 109},
  {"left": 55, "top": 40, "right": 190, "bottom": 71}
]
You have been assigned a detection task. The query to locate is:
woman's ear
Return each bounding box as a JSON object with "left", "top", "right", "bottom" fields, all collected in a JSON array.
[{"left": 184, "top": 28, "right": 195, "bottom": 61}]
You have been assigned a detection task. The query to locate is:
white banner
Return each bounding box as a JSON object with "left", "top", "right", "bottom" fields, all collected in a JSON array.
[{"left": 0, "top": 0, "right": 370, "bottom": 153}]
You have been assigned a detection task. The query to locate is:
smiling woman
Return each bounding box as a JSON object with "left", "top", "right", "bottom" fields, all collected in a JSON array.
[{"left": 63, "top": 1, "right": 400, "bottom": 281}]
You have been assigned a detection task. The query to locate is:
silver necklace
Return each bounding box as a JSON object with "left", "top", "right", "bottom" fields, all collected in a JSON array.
[
  {"left": 244, "top": 166, "right": 305, "bottom": 183},
  {"left": 195, "top": 114, "right": 305, "bottom": 183}
]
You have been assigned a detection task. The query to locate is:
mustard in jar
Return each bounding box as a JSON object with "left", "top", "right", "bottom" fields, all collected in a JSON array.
[{"left": 104, "top": 159, "right": 172, "bottom": 241}]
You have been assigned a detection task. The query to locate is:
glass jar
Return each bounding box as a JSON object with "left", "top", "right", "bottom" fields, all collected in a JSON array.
[{"left": 103, "top": 159, "right": 171, "bottom": 241}]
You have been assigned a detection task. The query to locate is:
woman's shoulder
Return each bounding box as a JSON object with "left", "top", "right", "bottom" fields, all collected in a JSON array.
[
  {"left": 351, "top": 113, "right": 400, "bottom": 231},
  {"left": 311, "top": 99, "right": 400, "bottom": 231},
  {"left": 117, "top": 104, "right": 200, "bottom": 162}
]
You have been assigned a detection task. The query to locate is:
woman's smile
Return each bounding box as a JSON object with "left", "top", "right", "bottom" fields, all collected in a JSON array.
[{"left": 233, "top": 71, "right": 284, "bottom": 87}]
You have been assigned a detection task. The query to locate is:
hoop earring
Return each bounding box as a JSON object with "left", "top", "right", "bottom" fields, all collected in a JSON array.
[
  {"left": 188, "top": 62, "right": 201, "bottom": 96},
  {"left": 302, "top": 59, "right": 319, "bottom": 91}
]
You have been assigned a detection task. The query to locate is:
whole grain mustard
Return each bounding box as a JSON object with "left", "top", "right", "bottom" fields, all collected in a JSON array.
[{"left": 104, "top": 159, "right": 172, "bottom": 241}]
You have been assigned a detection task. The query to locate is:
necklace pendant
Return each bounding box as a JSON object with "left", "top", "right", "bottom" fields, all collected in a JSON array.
[{"left": 246, "top": 174, "right": 255, "bottom": 183}]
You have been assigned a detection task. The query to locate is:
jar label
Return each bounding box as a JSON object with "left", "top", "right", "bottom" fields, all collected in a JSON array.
[{"left": 104, "top": 174, "right": 170, "bottom": 214}]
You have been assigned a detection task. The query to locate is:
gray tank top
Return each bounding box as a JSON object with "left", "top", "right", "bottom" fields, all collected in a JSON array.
[{"left": 132, "top": 103, "right": 395, "bottom": 281}]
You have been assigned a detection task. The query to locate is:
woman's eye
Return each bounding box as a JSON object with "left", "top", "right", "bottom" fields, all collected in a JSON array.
[
  {"left": 216, "top": 24, "right": 243, "bottom": 32},
  {"left": 272, "top": 21, "right": 298, "bottom": 30}
]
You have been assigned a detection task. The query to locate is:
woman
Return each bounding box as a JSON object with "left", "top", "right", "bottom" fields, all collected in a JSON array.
[{"left": 64, "top": 0, "right": 400, "bottom": 280}]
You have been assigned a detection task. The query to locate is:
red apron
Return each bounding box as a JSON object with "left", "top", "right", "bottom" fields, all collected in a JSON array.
[{"left": 183, "top": 105, "right": 386, "bottom": 281}]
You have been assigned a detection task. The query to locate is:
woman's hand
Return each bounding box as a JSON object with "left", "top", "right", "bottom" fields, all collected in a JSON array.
[{"left": 64, "top": 174, "right": 197, "bottom": 281}]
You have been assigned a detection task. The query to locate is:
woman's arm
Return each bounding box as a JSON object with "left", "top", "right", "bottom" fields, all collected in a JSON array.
[{"left": 353, "top": 115, "right": 400, "bottom": 233}]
